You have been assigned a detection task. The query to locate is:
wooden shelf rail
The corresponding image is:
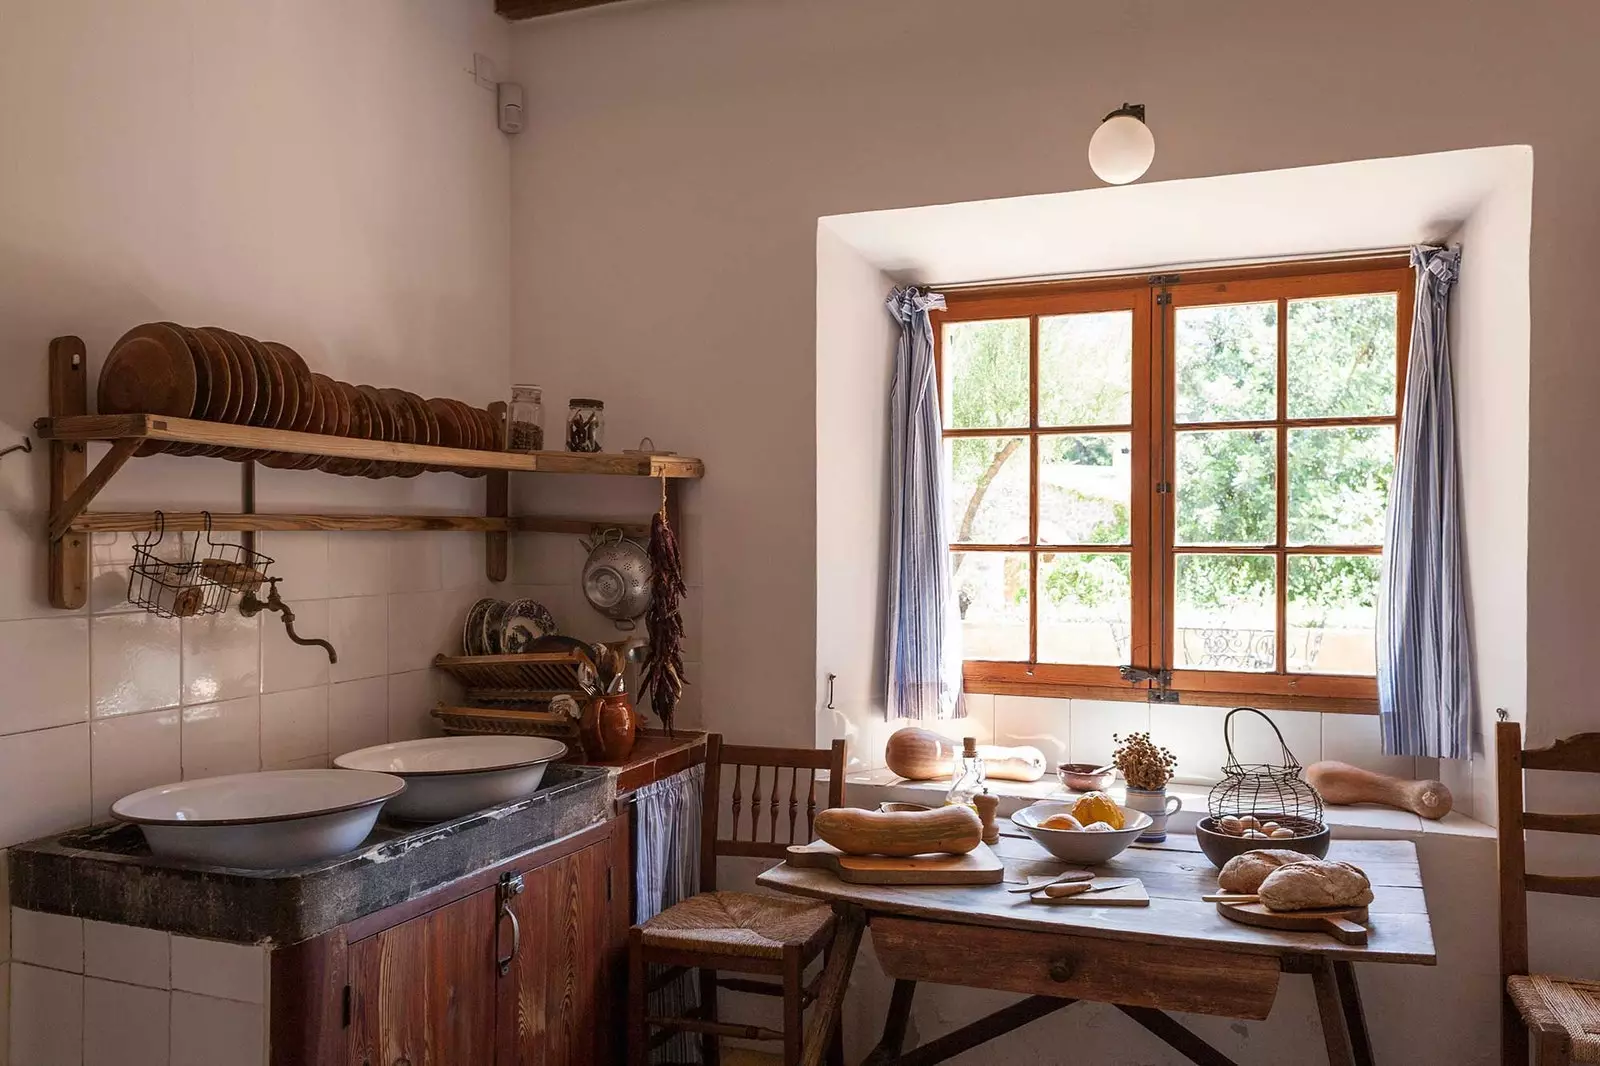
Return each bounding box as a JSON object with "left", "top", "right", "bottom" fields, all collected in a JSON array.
[{"left": 37, "top": 338, "right": 695, "bottom": 609}]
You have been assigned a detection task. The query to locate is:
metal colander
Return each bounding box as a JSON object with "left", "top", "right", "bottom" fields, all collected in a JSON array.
[{"left": 581, "top": 529, "right": 651, "bottom": 628}]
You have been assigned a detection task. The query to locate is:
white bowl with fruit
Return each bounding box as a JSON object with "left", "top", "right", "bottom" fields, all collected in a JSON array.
[{"left": 1011, "top": 792, "right": 1153, "bottom": 865}]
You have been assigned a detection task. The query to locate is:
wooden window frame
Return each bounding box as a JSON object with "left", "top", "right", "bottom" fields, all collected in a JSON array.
[{"left": 934, "top": 256, "right": 1414, "bottom": 715}]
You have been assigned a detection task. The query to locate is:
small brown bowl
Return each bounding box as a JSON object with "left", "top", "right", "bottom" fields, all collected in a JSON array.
[
  {"left": 1057, "top": 763, "right": 1115, "bottom": 792},
  {"left": 1194, "top": 814, "right": 1331, "bottom": 868}
]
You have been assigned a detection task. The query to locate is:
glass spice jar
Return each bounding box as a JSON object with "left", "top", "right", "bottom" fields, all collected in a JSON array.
[
  {"left": 506, "top": 384, "right": 544, "bottom": 452},
  {"left": 566, "top": 398, "right": 605, "bottom": 453}
]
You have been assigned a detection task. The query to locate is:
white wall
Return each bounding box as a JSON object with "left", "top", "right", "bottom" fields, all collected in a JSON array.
[{"left": 0, "top": 3, "right": 512, "bottom": 1062}]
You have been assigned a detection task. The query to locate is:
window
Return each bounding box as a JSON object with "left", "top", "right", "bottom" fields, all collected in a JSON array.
[{"left": 934, "top": 259, "right": 1413, "bottom": 712}]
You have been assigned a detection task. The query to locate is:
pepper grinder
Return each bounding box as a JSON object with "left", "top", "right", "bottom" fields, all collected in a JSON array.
[{"left": 973, "top": 789, "right": 1000, "bottom": 846}]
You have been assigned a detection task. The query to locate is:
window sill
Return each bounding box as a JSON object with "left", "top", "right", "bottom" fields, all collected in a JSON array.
[{"left": 843, "top": 767, "right": 1494, "bottom": 841}]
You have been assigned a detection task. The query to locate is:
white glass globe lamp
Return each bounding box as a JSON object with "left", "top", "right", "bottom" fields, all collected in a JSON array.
[{"left": 1088, "top": 103, "right": 1154, "bottom": 185}]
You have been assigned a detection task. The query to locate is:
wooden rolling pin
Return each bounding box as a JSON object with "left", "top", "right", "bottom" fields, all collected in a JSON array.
[
  {"left": 884, "top": 728, "right": 1047, "bottom": 782},
  {"left": 1305, "top": 760, "right": 1453, "bottom": 820}
]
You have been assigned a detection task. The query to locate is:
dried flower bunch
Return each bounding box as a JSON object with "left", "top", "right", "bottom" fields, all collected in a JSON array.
[{"left": 1111, "top": 731, "right": 1177, "bottom": 791}]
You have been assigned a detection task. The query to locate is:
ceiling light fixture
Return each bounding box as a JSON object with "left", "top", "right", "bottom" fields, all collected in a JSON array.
[{"left": 1088, "top": 103, "right": 1155, "bottom": 185}]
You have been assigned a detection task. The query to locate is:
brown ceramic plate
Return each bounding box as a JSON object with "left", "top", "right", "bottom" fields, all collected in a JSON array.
[
  {"left": 322, "top": 382, "right": 368, "bottom": 476},
  {"left": 426, "top": 398, "right": 464, "bottom": 450},
  {"left": 356, "top": 385, "right": 398, "bottom": 477},
  {"left": 448, "top": 398, "right": 480, "bottom": 450},
  {"left": 153, "top": 323, "right": 209, "bottom": 456},
  {"left": 451, "top": 399, "right": 489, "bottom": 475},
  {"left": 98, "top": 323, "right": 197, "bottom": 456},
  {"left": 192, "top": 327, "right": 245, "bottom": 458},
  {"left": 265, "top": 342, "right": 316, "bottom": 433},
  {"left": 201, "top": 328, "right": 261, "bottom": 460},
  {"left": 243, "top": 336, "right": 285, "bottom": 431},
  {"left": 307, "top": 375, "right": 349, "bottom": 472},
  {"left": 187, "top": 328, "right": 235, "bottom": 456},
  {"left": 378, "top": 389, "right": 421, "bottom": 477}
]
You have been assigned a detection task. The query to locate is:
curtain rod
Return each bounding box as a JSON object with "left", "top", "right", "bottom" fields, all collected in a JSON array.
[{"left": 928, "top": 246, "right": 1416, "bottom": 292}]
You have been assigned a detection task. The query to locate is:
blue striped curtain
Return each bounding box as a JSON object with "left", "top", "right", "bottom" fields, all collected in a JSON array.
[
  {"left": 1377, "top": 246, "right": 1471, "bottom": 758},
  {"left": 634, "top": 764, "right": 705, "bottom": 1063},
  {"left": 885, "top": 287, "right": 965, "bottom": 720}
]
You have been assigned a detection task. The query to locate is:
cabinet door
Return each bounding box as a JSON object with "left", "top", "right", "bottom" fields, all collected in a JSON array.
[
  {"left": 347, "top": 886, "right": 499, "bottom": 1066},
  {"left": 499, "top": 841, "right": 612, "bottom": 1066}
]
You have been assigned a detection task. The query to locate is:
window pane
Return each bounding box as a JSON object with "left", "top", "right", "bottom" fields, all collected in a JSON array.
[
  {"left": 952, "top": 551, "right": 1030, "bottom": 661},
  {"left": 1174, "top": 302, "right": 1277, "bottom": 423},
  {"left": 1039, "top": 311, "right": 1132, "bottom": 427},
  {"left": 946, "top": 437, "right": 1030, "bottom": 544},
  {"left": 942, "top": 319, "right": 1029, "bottom": 429},
  {"left": 1175, "top": 429, "right": 1276, "bottom": 546},
  {"left": 1039, "top": 433, "right": 1130, "bottom": 545},
  {"left": 1287, "top": 555, "right": 1380, "bottom": 675},
  {"left": 1287, "top": 426, "right": 1392, "bottom": 545},
  {"left": 1287, "top": 294, "right": 1397, "bottom": 419},
  {"left": 1039, "top": 553, "right": 1130, "bottom": 665},
  {"left": 1174, "top": 554, "right": 1277, "bottom": 672}
]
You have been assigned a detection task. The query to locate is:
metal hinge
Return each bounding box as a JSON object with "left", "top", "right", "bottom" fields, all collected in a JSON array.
[
  {"left": 1119, "top": 666, "right": 1172, "bottom": 686},
  {"left": 341, "top": 985, "right": 351, "bottom": 1028},
  {"left": 1148, "top": 688, "right": 1181, "bottom": 704},
  {"left": 1147, "top": 273, "right": 1181, "bottom": 286},
  {"left": 1155, "top": 481, "right": 1172, "bottom": 493}
]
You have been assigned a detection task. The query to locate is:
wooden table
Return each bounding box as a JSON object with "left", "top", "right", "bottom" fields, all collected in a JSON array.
[{"left": 756, "top": 833, "right": 1435, "bottom": 1066}]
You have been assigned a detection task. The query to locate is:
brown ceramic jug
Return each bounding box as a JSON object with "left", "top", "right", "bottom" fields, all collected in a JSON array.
[{"left": 579, "top": 693, "right": 637, "bottom": 762}]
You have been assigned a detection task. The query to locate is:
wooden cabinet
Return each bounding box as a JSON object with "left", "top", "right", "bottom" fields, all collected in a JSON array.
[
  {"left": 272, "top": 820, "right": 622, "bottom": 1066},
  {"left": 347, "top": 886, "right": 499, "bottom": 1066}
]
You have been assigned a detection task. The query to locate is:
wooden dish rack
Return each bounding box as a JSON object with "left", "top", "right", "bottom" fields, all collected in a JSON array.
[
  {"left": 34, "top": 337, "right": 703, "bottom": 609},
  {"left": 430, "top": 651, "right": 598, "bottom": 743}
]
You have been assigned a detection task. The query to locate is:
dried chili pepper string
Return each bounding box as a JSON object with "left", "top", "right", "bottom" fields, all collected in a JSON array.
[{"left": 641, "top": 477, "right": 688, "bottom": 733}]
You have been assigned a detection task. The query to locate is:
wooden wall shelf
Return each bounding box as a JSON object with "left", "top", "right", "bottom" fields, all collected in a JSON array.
[{"left": 38, "top": 337, "right": 696, "bottom": 609}]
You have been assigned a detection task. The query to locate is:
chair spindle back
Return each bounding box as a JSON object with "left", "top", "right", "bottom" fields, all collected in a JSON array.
[{"left": 700, "top": 735, "right": 847, "bottom": 891}]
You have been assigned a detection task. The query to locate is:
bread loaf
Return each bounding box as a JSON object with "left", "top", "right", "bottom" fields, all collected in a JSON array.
[
  {"left": 1257, "top": 860, "right": 1374, "bottom": 912},
  {"left": 1217, "top": 849, "right": 1312, "bottom": 894}
]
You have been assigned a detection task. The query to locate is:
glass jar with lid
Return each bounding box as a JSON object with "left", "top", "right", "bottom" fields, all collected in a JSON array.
[
  {"left": 506, "top": 384, "right": 544, "bottom": 452},
  {"left": 566, "top": 398, "right": 605, "bottom": 453}
]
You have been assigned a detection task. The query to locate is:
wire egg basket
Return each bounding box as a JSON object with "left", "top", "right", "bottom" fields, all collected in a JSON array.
[
  {"left": 128, "top": 512, "right": 274, "bottom": 619},
  {"left": 1206, "top": 707, "right": 1325, "bottom": 833}
]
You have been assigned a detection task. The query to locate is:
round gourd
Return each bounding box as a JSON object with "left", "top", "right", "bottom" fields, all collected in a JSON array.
[
  {"left": 883, "top": 728, "right": 1047, "bottom": 782},
  {"left": 814, "top": 805, "right": 983, "bottom": 857},
  {"left": 1070, "top": 791, "right": 1124, "bottom": 830}
]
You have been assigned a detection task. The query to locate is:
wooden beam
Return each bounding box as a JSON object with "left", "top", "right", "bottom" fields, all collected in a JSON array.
[
  {"left": 511, "top": 516, "right": 651, "bottom": 539},
  {"left": 487, "top": 471, "right": 509, "bottom": 582},
  {"left": 48, "top": 439, "right": 139, "bottom": 540},
  {"left": 496, "top": 0, "right": 641, "bottom": 20},
  {"left": 35, "top": 413, "right": 705, "bottom": 478},
  {"left": 47, "top": 338, "right": 89, "bottom": 609},
  {"left": 69, "top": 512, "right": 512, "bottom": 534}
]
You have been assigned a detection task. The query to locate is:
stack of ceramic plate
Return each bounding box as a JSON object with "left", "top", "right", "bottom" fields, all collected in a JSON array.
[
  {"left": 461, "top": 597, "right": 559, "bottom": 656},
  {"left": 96, "top": 322, "right": 506, "bottom": 476}
]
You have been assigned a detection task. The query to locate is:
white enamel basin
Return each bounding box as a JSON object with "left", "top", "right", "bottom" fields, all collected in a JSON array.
[
  {"left": 112, "top": 769, "right": 406, "bottom": 870},
  {"left": 333, "top": 736, "right": 568, "bottom": 822}
]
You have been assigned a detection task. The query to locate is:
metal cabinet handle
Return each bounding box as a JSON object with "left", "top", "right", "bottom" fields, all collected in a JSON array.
[
  {"left": 497, "top": 907, "right": 521, "bottom": 976},
  {"left": 496, "top": 872, "right": 526, "bottom": 976},
  {"left": 1048, "top": 957, "right": 1075, "bottom": 983}
]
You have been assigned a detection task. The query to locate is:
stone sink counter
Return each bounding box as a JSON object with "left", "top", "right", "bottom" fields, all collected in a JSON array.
[{"left": 6, "top": 763, "right": 614, "bottom": 946}]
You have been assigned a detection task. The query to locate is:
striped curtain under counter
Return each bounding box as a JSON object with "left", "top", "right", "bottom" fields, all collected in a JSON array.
[{"left": 633, "top": 763, "right": 706, "bottom": 1063}]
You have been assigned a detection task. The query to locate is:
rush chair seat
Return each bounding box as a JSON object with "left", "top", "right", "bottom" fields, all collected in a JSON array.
[
  {"left": 628, "top": 735, "right": 848, "bottom": 1066},
  {"left": 1497, "top": 721, "right": 1600, "bottom": 1065}
]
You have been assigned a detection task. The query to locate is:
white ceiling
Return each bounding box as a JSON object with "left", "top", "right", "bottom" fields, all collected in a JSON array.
[{"left": 821, "top": 146, "right": 1532, "bottom": 286}]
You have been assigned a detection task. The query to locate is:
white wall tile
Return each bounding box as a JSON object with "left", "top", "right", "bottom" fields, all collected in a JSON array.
[
  {"left": 170, "top": 938, "right": 265, "bottom": 1004},
  {"left": 84, "top": 920, "right": 169, "bottom": 989},
  {"left": 179, "top": 698, "right": 260, "bottom": 779},
  {"left": 84, "top": 977, "right": 168, "bottom": 1066},
  {"left": 11, "top": 909, "right": 82, "bottom": 972},
  {"left": 180, "top": 612, "right": 259, "bottom": 706},
  {"left": 0, "top": 724, "right": 90, "bottom": 847},
  {"left": 1322, "top": 713, "right": 1415, "bottom": 779},
  {"left": 257, "top": 532, "right": 328, "bottom": 592},
  {"left": 510, "top": 533, "right": 582, "bottom": 585},
  {"left": 0, "top": 617, "right": 89, "bottom": 734},
  {"left": 170, "top": 991, "right": 264, "bottom": 1066},
  {"left": 90, "top": 612, "right": 180, "bottom": 719},
  {"left": 328, "top": 595, "right": 387, "bottom": 682},
  {"left": 993, "top": 695, "right": 1069, "bottom": 770},
  {"left": 260, "top": 687, "right": 328, "bottom": 769},
  {"left": 1238, "top": 707, "right": 1323, "bottom": 769},
  {"left": 388, "top": 533, "right": 442, "bottom": 593},
  {"left": 388, "top": 590, "right": 446, "bottom": 671},
  {"left": 1069, "top": 699, "right": 1148, "bottom": 767},
  {"left": 260, "top": 597, "right": 330, "bottom": 693},
  {"left": 387, "top": 669, "right": 440, "bottom": 742},
  {"left": 9, "top": 963, "right": 82, "bottom": 1066},
  {"left": 89, "top": 561, "right": 141, "bottom": 615},
  {"left": 90, "top": 709, "right": 180, "bottom": 820},
  {"left": 326, "top": 532, "right": 390, "bottom": 598},
  {"left": 440, "top": 534, "right": 486, "bottom": 590},
  {"left": 1149, "top": 704, "right": 1230, "bottom": 784},
  {"left": 329, "top": 677, "right": 388, "bottom": 757},
  {"left": 0, "top": 521, "right": 51, "bottom": 623}
]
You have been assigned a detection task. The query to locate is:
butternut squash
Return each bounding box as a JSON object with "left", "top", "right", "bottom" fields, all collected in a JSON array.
[
  {"left": 884, "top": 727, "right": 1048, "bottom": 782},
  {"left": 814, "top": 804, "right": 983, "bottom": 857},
  {"left": 1305, "top": 760, "right": 1453, "bottom": 820}
]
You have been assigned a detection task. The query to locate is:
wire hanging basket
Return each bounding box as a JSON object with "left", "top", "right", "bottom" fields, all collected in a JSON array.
[
  {"left": 127, "top": 512, "right": 273, "bottom": 619},
  {"left": 1206, "top": 707, "right": 1325, "bottom": 834}
]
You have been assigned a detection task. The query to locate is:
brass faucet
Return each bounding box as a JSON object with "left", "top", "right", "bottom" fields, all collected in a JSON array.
[{"left": 238, "top": 578, "right": 338, "bottom": 663}]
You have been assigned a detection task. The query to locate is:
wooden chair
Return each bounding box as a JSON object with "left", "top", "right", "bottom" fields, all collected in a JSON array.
[
  {"left": 1497, "top": 721, "right": 1600, "bottom": 1065},
  {"left": 628, "top": 734, "right": 848, "bottom": 1066}
]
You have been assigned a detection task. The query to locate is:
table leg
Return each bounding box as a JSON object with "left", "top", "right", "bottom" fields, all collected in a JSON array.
[
  {"left": 861, "top": 980, "right": 917, "bottom": 1065},
  {"left": 1116, "top": 1006, "right": 1240, "bottom": 1066},
  {"left": 801, "top": 905, "right": 866, "bottom": 1066},
  {"left": 1310, "top": 958, "right": 1358, "bottom": 1066},
  {"left": 1332, "top": 962, "right": 1375, "bottom": 1066}
]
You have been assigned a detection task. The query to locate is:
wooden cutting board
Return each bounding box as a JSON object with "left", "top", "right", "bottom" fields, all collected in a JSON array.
[
  {"left": 1217, "top": 900, "right": 1370, "bottom": 945},
  {"left": 784, "top": 841, "right": 1004, "bottom": 885}
]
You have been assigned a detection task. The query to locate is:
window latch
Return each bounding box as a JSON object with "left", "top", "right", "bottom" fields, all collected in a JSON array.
[{"left": 1119, "top": 666, "right": 1171, "bottom": 686}]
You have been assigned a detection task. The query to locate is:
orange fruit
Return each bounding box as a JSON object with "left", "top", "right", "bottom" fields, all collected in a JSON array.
[{"left": 1070, "top": 791, "right": 1124, "bottom": 830}]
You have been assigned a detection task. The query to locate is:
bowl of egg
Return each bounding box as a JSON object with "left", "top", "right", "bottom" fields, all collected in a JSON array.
[
  {"left": 1194, "top": 812, "right": 1330, "bottom": 868},
  {"left": 1011, "top": 793, "right": 1153, "bottom": 865}
]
